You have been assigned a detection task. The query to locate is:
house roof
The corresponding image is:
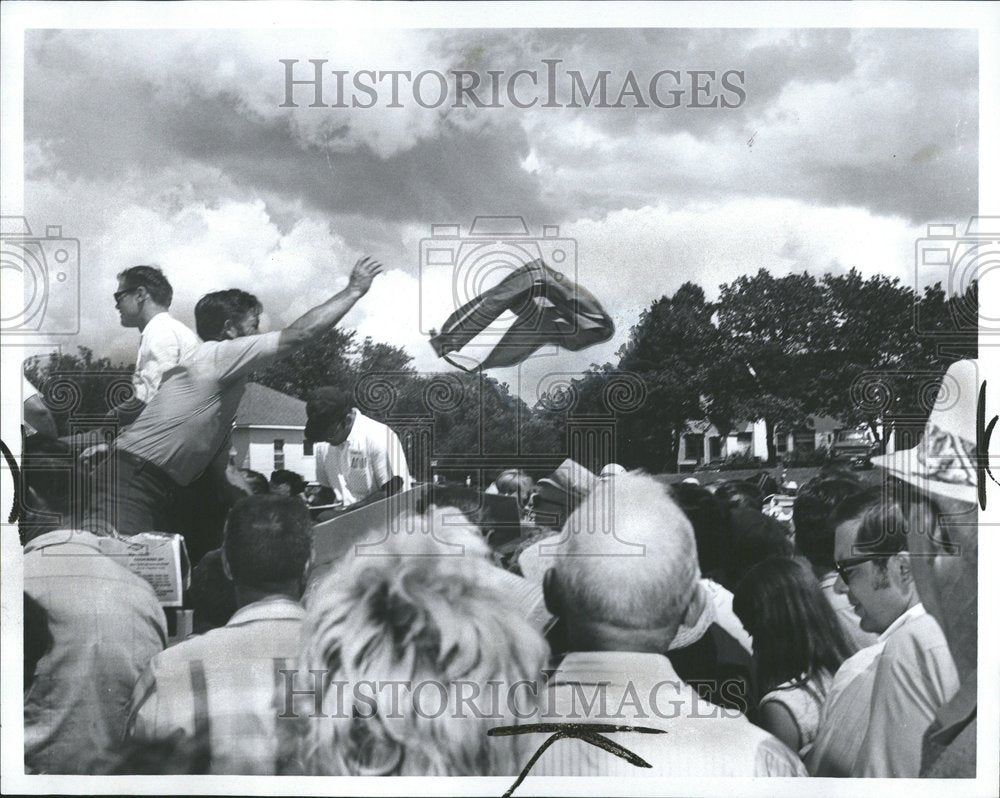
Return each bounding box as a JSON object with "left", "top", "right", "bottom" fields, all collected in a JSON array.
[{"left": 235, "top": 382, "right": 306, "bottom": 428}]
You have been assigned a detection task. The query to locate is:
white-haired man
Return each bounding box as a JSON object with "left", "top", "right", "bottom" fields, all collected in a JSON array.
[{"left": 531, "top": 473, "right": 806, "bottom": 777}]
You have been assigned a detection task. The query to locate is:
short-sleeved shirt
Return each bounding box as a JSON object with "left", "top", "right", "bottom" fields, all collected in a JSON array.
[
  {"left": 127, "top": 596, "right": 304, "bottom": 775},
  {"left": 530, "top": 651, "right": 806, "bottom": 777},
  {"left": 115, "top": 332, "right": 282, "bottom": 485},
  {"left": 313, "top": 410, "right": 410, "bottom": 506},
  {"left": 132, "top": 312, "right": 199, "bottom": 404},
  {"left": 24, "top": 529, "right": 167, "bottom": 774}
]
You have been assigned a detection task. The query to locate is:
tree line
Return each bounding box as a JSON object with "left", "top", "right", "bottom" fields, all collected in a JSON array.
[{"left": 23, "top": 267, "right": 976, "bottom": 478}]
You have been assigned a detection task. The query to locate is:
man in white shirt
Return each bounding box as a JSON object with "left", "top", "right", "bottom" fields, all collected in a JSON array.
[
  {"left": 527, "top": 473, "right": 805, "bottom": 778},
  {"left": 90, "top": 256, "right": 384, "bottom": 541},
  {"left": 112, "top": 265, "right": 199, "bottom": 422},
  {"left": 811, "top": 486, "right": 958, "bottom": 777},
  {"left": 305, "top": 385, "right": 410, "bottom": 511}
]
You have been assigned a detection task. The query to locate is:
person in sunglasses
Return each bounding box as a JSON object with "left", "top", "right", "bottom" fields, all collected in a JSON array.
[
  {"left": 809, "top": 486, "right": 957, "bottom": 777},
  {"left": 113, "top": 265, "right": 199, "bottom": 423}
]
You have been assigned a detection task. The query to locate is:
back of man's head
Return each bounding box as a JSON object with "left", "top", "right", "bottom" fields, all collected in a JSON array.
[
  {"left": 223, "top": 495, "right": 312, "bottom": 594},
  {"left": 794, "top": 477, "right": 865, "bottom": 572},
  {"left": 117, "top": 265, "right": 173, "bottom": 308},
  {"left": 305, "top": 386, "right": 354, "bottom": 441},
  {"left": 669, "top": 482, "right": 729, "bottom": 577},
  {"left": 547, "top": 473, "right": 698, "bottom": 643},
  {"left": 270, "top": 469, "right": 307, "bottom": 496}
]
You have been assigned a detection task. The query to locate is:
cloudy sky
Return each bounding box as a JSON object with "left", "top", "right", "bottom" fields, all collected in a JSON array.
[{"left": 21, "top": 26, "right": 979, "bottom": 401}]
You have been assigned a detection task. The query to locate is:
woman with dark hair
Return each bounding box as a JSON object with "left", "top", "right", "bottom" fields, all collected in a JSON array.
[{"left": 734, "top": 556, "right": 856, "bottom": 758}]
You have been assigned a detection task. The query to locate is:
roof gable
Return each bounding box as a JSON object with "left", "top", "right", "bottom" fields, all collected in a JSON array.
[{"left": 235, "top": 382, "right": 306, "bottom": 428}]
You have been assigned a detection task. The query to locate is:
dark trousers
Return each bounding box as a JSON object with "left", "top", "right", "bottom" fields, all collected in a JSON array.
[{"left": 87, "top": 450, "right": 179, "bottom": 537}]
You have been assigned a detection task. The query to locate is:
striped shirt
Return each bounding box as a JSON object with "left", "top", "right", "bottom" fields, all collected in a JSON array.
[
  {"left": 527, "top": 651, "right": 806, "bottom": 777},
  {"left": 127, "top": 596, "right": 304, "bottom": 774}
]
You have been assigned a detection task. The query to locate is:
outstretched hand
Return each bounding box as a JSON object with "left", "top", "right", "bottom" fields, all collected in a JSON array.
[{"left": 347, "top": 256, "right": 384, "bottom": 296}]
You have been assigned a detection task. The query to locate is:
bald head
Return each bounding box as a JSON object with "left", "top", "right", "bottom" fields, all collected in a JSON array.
[{"left": 544, "top": 473, "right": 700, "bottom": 647}]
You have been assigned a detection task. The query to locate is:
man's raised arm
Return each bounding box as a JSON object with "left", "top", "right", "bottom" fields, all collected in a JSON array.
[{"left": 277, "top": 256, "right": 383, "bottom": 355}]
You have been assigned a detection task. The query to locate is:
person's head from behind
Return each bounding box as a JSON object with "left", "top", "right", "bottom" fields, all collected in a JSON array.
[
  {"left": 298, "top": 525, "right": 548, "bottom": 776},
  {"left": 115, "top": 265, "right": 174, "bottom": 328},
  {"left": 722, "top": 507, "right": 793, "bottom": 591},
  {"left": 713, "top": 479, "right": 763, "bottom": 512},
  {"left": 305, "top": 386, "right": 356, "bottom": 446},
  {"left": 270, "top": 469, "right": 307, "bottom": 497},
  {"left": 237, "top": 468, "right": 270, "bottom": 495},
  {"left": 544, "top": 473, "right": 699, "bottom": 653},
  {"left": 188, "top": 548, "right": 237, "bottom": 634},
  {"left": 832, "top": 486, "right": 914, "bottom": 634},
  {"left": 194, "top": 289, "right": 262, "bottom": 341},
  {"left": 668, "top": 482, "right": 729, "bottom": 579},
  {"left": 19, "top": 435, "right": 76, "bottom": 542},
  {"left": 221, "top": 495, "right": 312, "bottom": 602},
  {"left": 492, "top": 469, "right": 535, "bottom": 508},
  {"left": 793, "top": 476, "right": 865, "bottom": 577},
  {"left": 733, "top": 556, "right": 854, "bottom": 693}
]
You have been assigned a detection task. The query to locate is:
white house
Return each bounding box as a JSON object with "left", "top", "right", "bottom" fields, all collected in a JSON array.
[
  {"left": 677, "top": 414, "right": 846, "bottom": 468},
  {"left": 230, "top": 382, "right": 316, "bottom": 481}
]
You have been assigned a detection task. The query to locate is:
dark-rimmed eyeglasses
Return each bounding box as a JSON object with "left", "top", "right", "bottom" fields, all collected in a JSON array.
[
  {"left": 834, "top": 555, "right": 890, "bottom": 583},
  {"left": 113, "top": 287, "right": 138, "bottom": 304}
]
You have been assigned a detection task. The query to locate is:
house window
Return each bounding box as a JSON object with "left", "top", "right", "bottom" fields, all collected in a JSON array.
[
  {"left": 303, "top": 439, "right": 314, "bottom": 456},
  {"left": 273, "top": 439, "right": 285, "bottom": 470},
  {"left": 683, "top": 433, "right": 704, "bottom": 463},
  {"left": 793, "top": 431, "right": 815, "bottom": 452}
]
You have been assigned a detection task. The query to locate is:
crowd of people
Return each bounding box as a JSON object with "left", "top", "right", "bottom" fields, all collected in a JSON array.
[{"left": 18, "top": 261, "right": 979, "bottom": 781}]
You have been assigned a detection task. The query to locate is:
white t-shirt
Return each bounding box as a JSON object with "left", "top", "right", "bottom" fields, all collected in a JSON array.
[
  {"left": 313, "top": 410, "right": 410, "bottom": 506},
  {"left": 133, "top": 312, "right": 199, "bottom": 404}
]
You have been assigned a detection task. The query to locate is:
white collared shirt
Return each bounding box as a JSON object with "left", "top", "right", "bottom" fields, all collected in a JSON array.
[
  {"left": 132, "top": 311, "right": 199, "bottom": 404},
  {"left": 527, "top": 651, "right": 805, "bottom": 777},
  {"left": 855, "top": 603, "right": 959, "bottom": 776}
]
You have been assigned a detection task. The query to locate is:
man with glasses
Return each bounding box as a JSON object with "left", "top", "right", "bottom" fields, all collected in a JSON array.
[
  {"left": 89, "top": 256, "right": 384, "bottom": 551},
  {"left": 113, "top": 265, "right": 198, "bottom": 421},
  {"left": 809, "top": 485, "right": 957, "bottom": 776}
]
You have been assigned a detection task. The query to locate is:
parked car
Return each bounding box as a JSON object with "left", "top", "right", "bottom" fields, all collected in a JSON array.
[{"left": 829, "top": 428, "right": 877, "bottom": 469}]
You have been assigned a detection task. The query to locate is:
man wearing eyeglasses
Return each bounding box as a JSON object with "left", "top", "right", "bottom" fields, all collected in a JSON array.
[
  {"left": 113, "top": 265, "right": 198, "bottom": 423},
  {"left": 814, "top": 486, "right": 957, "bottom": 777}
]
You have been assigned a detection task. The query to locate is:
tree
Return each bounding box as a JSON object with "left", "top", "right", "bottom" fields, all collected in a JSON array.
[
  {"left": 23, "top": 347, "right": 135, "bottom": 438},
  {"left": 614, "top": 282, "right": 721, "bottom": 472},
  {"left": 712, "top": 270, "right": 832, "bottom": 465},
  {"left": 253, "top": 326, "right": 356, "bottom": 400},
  {"left": 354, "top": 336, "right": 414, "bottom": 375}
]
